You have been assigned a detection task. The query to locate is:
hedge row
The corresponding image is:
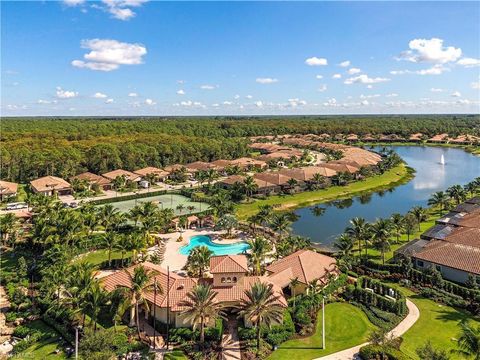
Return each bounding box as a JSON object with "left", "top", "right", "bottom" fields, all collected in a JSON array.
[
  {"left": 359, "top": 344, "right": 409, "bottom": 360},
  {"left": 353, "top": 277, "right": 407, "bottom": 316},
  {"left": 89, "top": 189, "right": 168, "bottom": 205}
]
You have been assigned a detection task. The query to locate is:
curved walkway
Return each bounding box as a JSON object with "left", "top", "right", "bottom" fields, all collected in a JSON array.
[{"left": 314, "top": 299, "right": 420, "bottom": 360}]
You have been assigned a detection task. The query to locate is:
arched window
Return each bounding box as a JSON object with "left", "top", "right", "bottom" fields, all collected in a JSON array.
[
  {"left": 221, "top": 277, "right": 226, "bottom": 283},
  {"left": 227, "top": 277, "right": 232, "bottom": 283},
  {"left": 233, "top": 277, "right": 237, "bottom": 283}
]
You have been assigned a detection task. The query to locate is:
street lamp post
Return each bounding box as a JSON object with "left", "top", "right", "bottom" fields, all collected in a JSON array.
[
  {"left": 322, "top": 296, "right": 325, "bottom": 350},
  {"left": 75, "top": 326, "right": 81, "bottom": 359}
]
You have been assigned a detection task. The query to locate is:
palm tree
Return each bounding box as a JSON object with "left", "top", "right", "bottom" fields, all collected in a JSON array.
[
  {"left": 98, "top": 205, "right": 120, "bottom": 232},
  {"left": 117, "top": 265, "right": 161, "bottom": 337},
  {"left": 371, "top": 219, "right": 392, "bottom": 265},
  {"left": 289, "top": 277, "right": 300, "bottom": 310},
  {"left": 102, "top": 231, "right": 119, "bottom": 267},
  {"left": 345, "top": 217, "right": 369, "bottom": 260},
  {"left": 410, "top": 206, "right": 427, "bottom": 231},
  {"left": 256, "top": 205, "right": 274, "bottom": 234},
  {"left": 83, "top": 281, "right": 109, "bottom": 331},
  {"left": 243, "top": 175, "right": 258, "bottom": 201},
  {"left": 390, "top": 213, "right": 404, "bottom": 243},
  {"left": 287, "top": 178, "right": 298, "bottom": 193},
  {"left": 176, "top": 203, "right": 185, "bottom": 214},
  {"left": 113, "top": 235, "right": 131, "bottom": 267},
  {"left": 428, "top": 191, "right": 450, "bottom": 215},
  {"left": 311, "top": 173, "right": 326, "bottom": 189},
  {"left": 186, "top": 245, "right": 212, "bottom": 277},
  {"left": 0, "top": 213, "right": 17, "bottom": 246},
  {"left": 179, "top": 284, "right": 224, "bottom": 344},
  {"left": 186, "top": 205, "right": 196, "bottom": 214},
  {"left": 455, "top": 320, "right": 480, "bottom": 360},
  {"left": 238, "top": 282, "right": 284, "bottom": 354},
  {"left": 206, "top": 168, "right": 218, "bottom": 186},
  {"left": 447, "top": 184, "right": 467, "bottom": 205},
  {"left": 247, "top": 237, "right": 272, "bottom": 275},
  {"left": 270, "top": 213, "right": 292, "bottom": 241},
  {"left": 403, "top": 213, "right": 418, "bottom": 241}
]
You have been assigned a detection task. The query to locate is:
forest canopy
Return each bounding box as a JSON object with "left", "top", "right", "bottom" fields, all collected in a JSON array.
[{"left": 1, "top": 115, "right": 479, "bottom": 183}]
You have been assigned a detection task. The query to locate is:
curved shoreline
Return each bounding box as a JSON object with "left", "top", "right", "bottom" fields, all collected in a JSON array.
[{"left": 236, "top": 163, "right": 414, "bottom": 220}]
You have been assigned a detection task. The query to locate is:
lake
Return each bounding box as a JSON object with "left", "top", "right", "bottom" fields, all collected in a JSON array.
[{"left": 291, "top": 146, "right": 480, "bottom": 248}]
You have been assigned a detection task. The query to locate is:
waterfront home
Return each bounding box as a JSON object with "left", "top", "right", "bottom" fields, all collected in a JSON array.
[
  {"left": 230, "top": 157, "right": 268, "bottom": 170},
  {"left": 102, "top": 169, "right": 141, "bottom": 183},
  {"left": 184, "top": 161, "right": 219, "bottom": 174},
  {"left": 346, "top": 134, "right": 359, "bottom": 142},
  {"left": 30, "top": 176, "right": 72, "bottom": 196},
  {"left": 254, "top": 172, "right": 292, "bottom": 192},
  {"left": 266, "top": 249, "right": 339, "bottom": 294},
  {"left": 428, "top": 133, "right": 449, "bottom": 143},
  {"left": 218, "top": 175, "right": 277, "bottom": 194},
  {"left": 134, "top": 167, "right": 169, "bottom": 182},
  {"left": 70, "top": 172, "right": 112, "bottom": 191},
  {"left": 0, "top": 180, "right": 18, "bottom": 201}
]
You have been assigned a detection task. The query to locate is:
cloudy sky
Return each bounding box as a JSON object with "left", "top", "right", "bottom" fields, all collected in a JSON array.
[{"left": 1, "top": 1, "right": 479, "bottom": 116}]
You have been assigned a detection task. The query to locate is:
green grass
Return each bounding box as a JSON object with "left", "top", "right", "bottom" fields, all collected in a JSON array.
[
  {"left": 164, "top": 350, "right": 188, "bottom": 360},
  {"left": 73, "top": 249, "right": 132, "bottom": 267},
  {"left": 236, "top": 164, "right": 412, "bottom": 220},
  {"left": 267, "top": 302, "right": 376, "bottom": 360},
  {"left": 12, "top": 320, "right": 66, "bottom": 360},
  {"left": 387, "top": 285, "right": 480, "bottom": 359}
]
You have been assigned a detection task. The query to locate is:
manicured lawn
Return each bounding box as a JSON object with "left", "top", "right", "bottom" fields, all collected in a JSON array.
[
  {"left": 164, "top": 350, "right": 188, "bottom": 360},
  {"left": 267, "top": 302, "right": 376, "bottom": 360},
  {"left": 12, "top": 320, "right": 66, "bottom": 360},
  {"left": 236, "top": 164, "right": 411, "bottom": 220},
  {"left": 74, "top": 249, "right": 132, "bottom": 267},
  {"left": 388, "top": 285, "right": 480, "bottom": 359}
]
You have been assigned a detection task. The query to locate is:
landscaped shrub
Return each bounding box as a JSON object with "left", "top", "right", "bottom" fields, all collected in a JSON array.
[
  {"left": 359, "top": 344, "right": 409, "bottom": 360},
  {"left": 238, "top": 326, "right": 256, "bottom": 341},
  {"left": 168, "top": 327, "right": 195, "bottom": 344},
  {"left": 265, "top": 311, "right": 295, "bottom": 346},
  {"left": 353, "top": 277, "right": 407, "bottom": 316},
  {"left": 90, "top": 189, "right": 168, "bottom": 205},
  {"left": 12, "top": 325, "right": 33, "bottom": 338},
  {"left": 351, "top": 302, "right": 402, "bottom": 331}
]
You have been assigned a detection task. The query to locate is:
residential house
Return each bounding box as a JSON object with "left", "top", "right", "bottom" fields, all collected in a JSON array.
[
  {"left": 70, "top": 172, "right": 112, "bottom": 191},
  {"left": 102, "top": 169, "right": 141, "bottom": 183},
  {"left": 30, "top": 176, "right": 72, "bottom": 196},
  {"left": 0, "top": 180, "right": 18, "bottom": 201},
  {"left": 134, "top": 167, "right": 169, "bottom": 182}
]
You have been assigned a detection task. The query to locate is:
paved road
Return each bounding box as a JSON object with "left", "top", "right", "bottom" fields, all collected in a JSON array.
[{"left": 315, "top": 299, "right": 420, "bottom": 360}]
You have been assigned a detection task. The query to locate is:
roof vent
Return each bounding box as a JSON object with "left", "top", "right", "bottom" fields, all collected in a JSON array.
[{"left": 177, "top": 284, "right": 185, "bottom": 290}]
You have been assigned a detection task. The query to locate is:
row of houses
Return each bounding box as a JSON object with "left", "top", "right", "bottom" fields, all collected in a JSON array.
[
  {"left": 102, "top": 249, "right": 338, "bottom": 328},
  {"left": 250, "top": 133, "right": 480, "bottom": 145},
  {"left": 396, "top": 196, "right": 480, "bottom": 284}
]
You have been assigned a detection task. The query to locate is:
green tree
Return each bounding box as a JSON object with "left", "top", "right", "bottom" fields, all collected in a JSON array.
[
  {"left": 455, "top": 320, "right": 480, "bottom": 360},
  {"left": 371, "top": 218, "right": 392, "bottom": 264},
  {"left": 247, "top": 237, "right": 272, "bottom": 275},
  {"left": 428, "top": 191, "right": 450, "bottom": 215},
  {"left": 390, "top": 213, "right": 405, "bottom": 243},
  {"left": 186, "top": 245, "right": 212, "bottom": 277},
  {"left": 410, "top": 206, "right": 428, "bottom": 231},
  {"left": 416, "top": 341, "right": 450, "bottom": 360}
]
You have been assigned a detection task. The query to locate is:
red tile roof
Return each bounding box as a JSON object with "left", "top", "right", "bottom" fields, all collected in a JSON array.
[
  {"left": 210, "top": 255, "right": 249, "bottom": 274},
  {"left": 30, "top": 176, "right": 71, "bottom": 192},
  {"left": 0, "top": 180, "right": 18, "bottom": 195},
  {"left": 71, "top": 172, "right": 111, "bottom": 186},
  {"left": 102, "top": 169, "right": 140, "bottom": 182}
]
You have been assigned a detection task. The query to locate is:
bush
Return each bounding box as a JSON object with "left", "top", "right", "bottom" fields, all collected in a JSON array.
[
  {"left": 238, "top": 327, "right": 256, "bottom": 341},
  {"left": 169, "top": 327, "right": 195, "bottom": 344},
  {"left": 13, "top": 325, "right": 32, "bottom": 338},
  {"left": 5, "top": 312, "right": 18, "bottom": 323},
  {"left": 359, "top": 344, "right": 409, "bottom": 360}
]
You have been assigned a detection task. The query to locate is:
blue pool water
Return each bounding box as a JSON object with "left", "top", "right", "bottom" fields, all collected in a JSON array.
[{"left": 179, "top": 235, "right": 250, "bottom": 256}]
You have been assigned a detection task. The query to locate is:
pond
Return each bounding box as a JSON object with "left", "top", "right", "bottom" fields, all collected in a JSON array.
[{"left": 291, "top": 146, "right": 480, "bottom": 248}]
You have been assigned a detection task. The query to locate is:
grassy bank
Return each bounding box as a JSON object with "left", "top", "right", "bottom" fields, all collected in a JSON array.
[
  {"left": 268, "top": 302, "right": 375, "bottom": 360},
  {"left": 236, "top": 163, "right": 413, "bottom": 220}
]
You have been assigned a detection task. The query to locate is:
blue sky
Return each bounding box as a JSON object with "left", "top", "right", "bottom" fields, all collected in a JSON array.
[{"left": 1, "top": 1, "right": 479, "bottom": 116}]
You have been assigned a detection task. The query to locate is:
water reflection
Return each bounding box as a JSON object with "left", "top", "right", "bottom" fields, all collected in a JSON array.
[{"left": 292, "top": 146, "right": 480, "bottom": 248}]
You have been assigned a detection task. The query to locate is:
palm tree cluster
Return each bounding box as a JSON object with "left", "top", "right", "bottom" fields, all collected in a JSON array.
[{"left": 428, "top": 178, "right": 480, "bottom": 214}]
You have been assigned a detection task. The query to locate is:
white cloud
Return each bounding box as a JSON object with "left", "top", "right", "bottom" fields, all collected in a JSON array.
[
  {"left": 105, "top": 98, "right": 114, "bottom": 104},
  {"left": 430, "top": 88, "right": 445, "bottom": 92},
  {"left": 348, "top": 68, "right": 361, "bottom": 75},
  {"left": 471, "top": 80, "right": 480, "bottom": 89},
  {"left": 255, "top": 101, "right": 263, "bottom": 107},
  {"left": 366, "top": 85, "right": 373, "bottom": 89},
  {"left": 128, "top": 92, "right": 138, "bottom": 97},
  {"left": 101, "top": 0, "right": 147, "bottom": 21},
  {"left": 223, "top": 101, "right": 233, "bottom": 105},
  {"left": 323, "top": 98, "right": 338, "bottom": 107},
  {"left": 200, "top": 84, "right": 216, "bottom": 90},
  {"left": 360, "top": 94, "right": 380, "bottom": 99},
  {"left": 339, "top": 60, "right": 350, "bottom": 67},
  {"left": 145, "top": 98, "right": 156, "bottom": 105},
  {"left": 93, "top": 92, "right": 107, "bottom": 98},
  {"left": 451, "top": 91, "right": 461, "bottom": 97},
  {"left": 416, "top": 64, "right": 449, "bottom": 75},
  {"left": 305, "top": 57, "right": 328, "bottom": 66},
  {"left": 317, "top": 84, "right": 327, "bottom": 92},
  {"left": 176, "top": 89, "right": 185, "bottom": 95},
  {"left": 398, "top": 38, "right": 462, "bottom": 64},
  {"left": 245, "top": 95, "right": 253, "bottom": 99},
  {"left": 344, "top": 74, "right": 390, "bottom": 85},
  {"left": 56, "top": 87, "right": 78, "bottom": 99},
  {"left": 316, "top": 75, "right": 323, "bottom": 79},
  {"left": 332, "top": 74, "right": 342, "bottom": 79},
  {"left": 234, "top": 95, "right": 240, "bottom": 100},
  {"left": 256, "top": 78, "right": 278, "bottom": 84},
  {"left": 72, "top": 39, "right": 147, "bottom": 72},
  {"left": 63, "top": 0, "right": 85, "bottom": 6},
  {"left": 287, "top": 98, "right": 307, "bottom": 107},
  {"left": 386, "top": 93, "right": 398, "bottom": 97},
  {"left": 361, "top": 100, "right": 369, "bottom": 106},
  {"left": 457, "top": 57, "right": 480, "bottom": 67},
  {"left": 37, "top": 99, "right": 57, "bottom": 104}
]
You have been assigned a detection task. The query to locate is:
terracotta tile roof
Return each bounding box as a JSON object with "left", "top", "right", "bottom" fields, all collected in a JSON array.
[
  {"left": 257, "top": 149, "right": 303, "bottom": 161},
  {"left": 452, "top": 203, "right": 480, "bottom": 214},
  {"left": 346, "top": 134, "right": 359, "bottom": 141},
  {"left": 0, "top": 180, "right": 18, "bottom": 195},
  {"left": 230, "top": 157, "right": 267, "bottom": 168},
  {"left": 267, "top": 268, "right": 294, "bottom": 289},
  {"left": 210, "top": 255, "right": 249, "bottom": 273},
  {"left": 210, "top": 160, "right": 233, "bottom": 169},
  {"left": 164, "top": 164, "right": 187, "bottom": 172},
  {"left": 266, "top": 249, "right": 338, "bottom": 285},
  {"left": 278, "top": 166, "right": 337, "bottom": 181},
  {"left": 322, "top": 162, "right": 359, "bottom": 174},
  {"left": 409, "top": 133, "right": 423, "bottom": 141},
  {"left": 219, "top": 175, "right": 246, "bottom": 185},
  {"left": 134, "top": 167, "right": 169, "bottom": 178},
  {"left": 444, "top": 227, "right": 480, "bottom": 246},
  {"left": 254, "top": 172, "right": 291, "bottom": 186},
  {"left": 428, "top": 133, "right": 449, "bottom": 142},
  {"left": 248, "top": 143, "right": 289, "bottom": 153},
  {"left": 71, "top": 172, "right": 111, "bottom": 186},
  {"left": 102, "top": 169, "right": 140, "bottom": 182},
  {"left": 30, "top": 176, "right": 71, "bottom": 192},
  {"left": 185, "top": 161, "right": 218, "bottom": 172},
  {"left": 413, "top": 240, "right": 480, "bottom": 275}
]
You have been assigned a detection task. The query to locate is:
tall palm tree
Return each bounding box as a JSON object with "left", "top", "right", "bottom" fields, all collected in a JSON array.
[
  {"left": 455, "top": 320, "right": 480, "bottom": 360},
  {"left": 289, "top": 277, "right": 300, "bottom": 310},
  {"left": 428, "top": 191, "right": 450, "bottom": 215},
  {"left": 115, "top": 234, "right": 133, "bottom": 267},
  {"left": 247, "top": 237, "right": 272, "bottom": 275},
  {"left": 270, "top": 213, "right": 292, "bottom": 241},
  {"left": 311, "top": 173, "right": 326, "bottom": 189},
  {"left": 243, "top": 175, "right": 258, "bottom": 201},
  {"left": 238, "top": 282, "right": 284, "bottom": 354},
  {"left": 179, "top": 284, "right": 224, "bottom": 344},
  {"left": 186, "top": 245, "right": 212, "bottom": 277},
  {"left": 83, "top": 281, "right": 109, "bottom": 332},
  {"left": 99, "top": 204, "right": 120, "bottom": 232},
  {"left": 371, "top": 219, "right": 392, "bottom": 265},
  {"left": 117, "top": 265, "right": 161, "bottom": 337},
  {"left": 0, "top": 213, "right": 17, "bottom": 246},
  {"left": 410, "top": 206, "right": 427, "bottom": 231},
  {"left": 345, "top": 217, "right": 369, "bottom": 260},
  {"left": 403, "top": 213, "right": 418, "bottom": 241},
  {"left": 390, "top": 213, "right": 405, "bottom": 243},
  {"left": 447, "top": 184, "right": 467, "bottom": 205},
  {"left": 102, "top": 231, "right": 119, "bottom": 267},
  {"left": 334, "top": 233, "right": 354, "bottom": 270},
  {"left": 256, "top": 205, "right": 274, "bottom": 234}
]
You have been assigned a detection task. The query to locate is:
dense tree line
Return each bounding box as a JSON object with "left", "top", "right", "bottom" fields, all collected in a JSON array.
[{"left": 1, "top": 115, "right": 479, "bottom": 183}]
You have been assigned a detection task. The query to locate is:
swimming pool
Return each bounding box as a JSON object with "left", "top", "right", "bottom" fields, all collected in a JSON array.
[{"left": 179, "top": 235, "right": 250, "bottom": 256}]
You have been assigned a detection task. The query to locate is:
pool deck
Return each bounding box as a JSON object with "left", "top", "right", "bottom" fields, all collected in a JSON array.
[{"left": 154, "top": 228, "right": 252, "bottom": 271}]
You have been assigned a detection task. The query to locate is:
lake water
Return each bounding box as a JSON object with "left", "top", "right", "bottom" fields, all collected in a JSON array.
[{"left": 291, "top": 146, "right": 480, "bottom": 248}]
